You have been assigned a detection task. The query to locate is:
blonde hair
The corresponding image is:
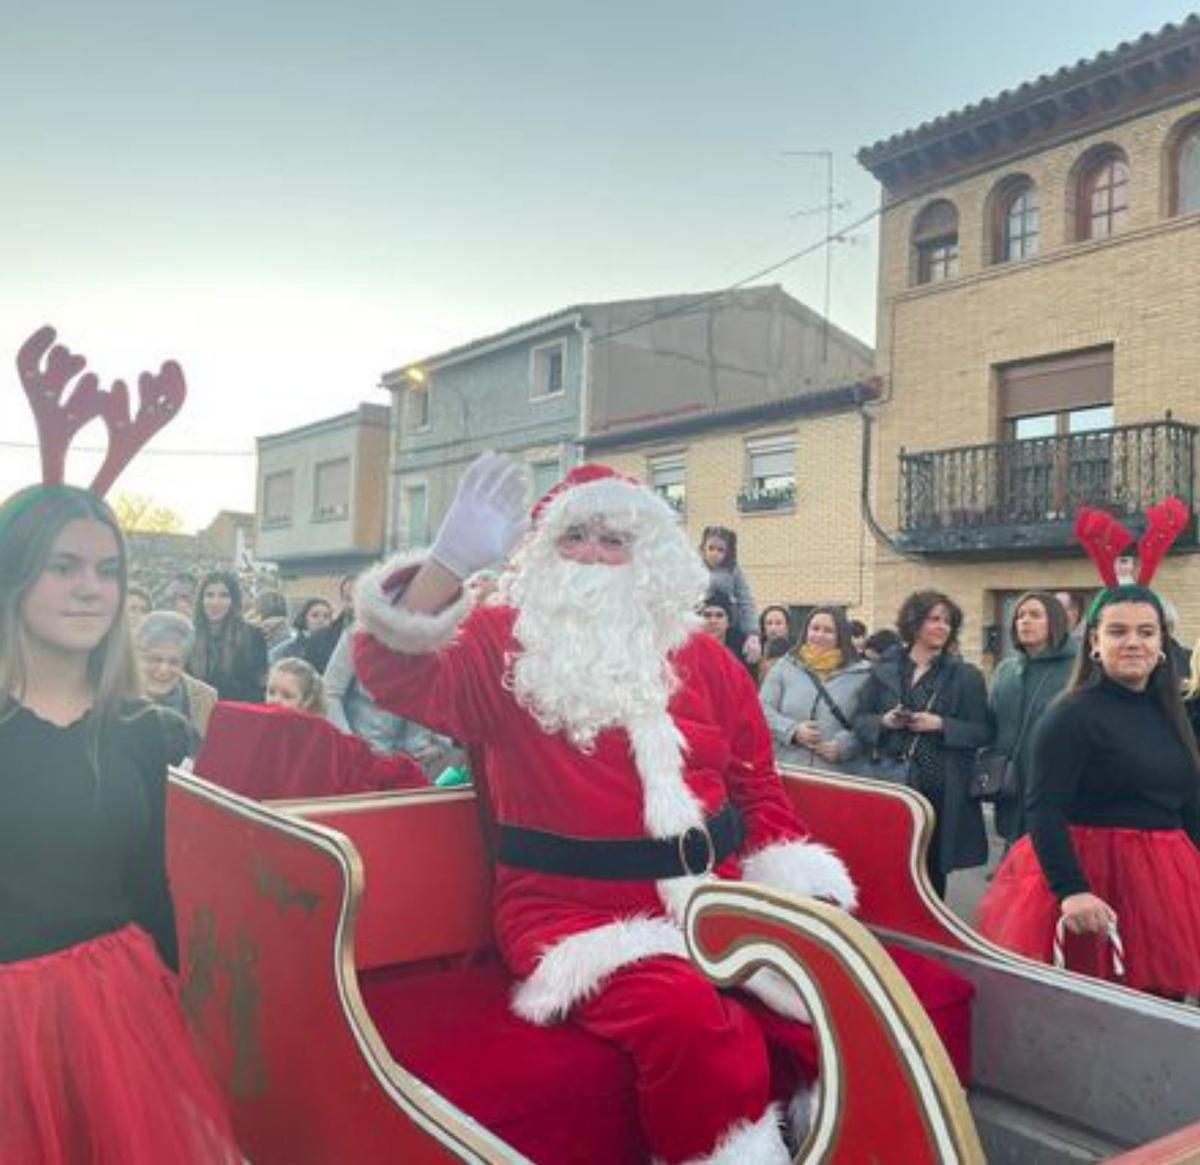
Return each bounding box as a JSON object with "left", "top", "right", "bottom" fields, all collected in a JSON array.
[
  {"left": 268, "top": 658, "right": 327, "bottom": 715},
  {"left": 0, "top": 485, "right": 141, "bottom": 735}
]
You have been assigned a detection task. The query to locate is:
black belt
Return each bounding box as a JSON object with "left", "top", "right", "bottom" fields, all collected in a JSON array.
[{"left": 496, "top": 804, "right": 743, "bottom": 881}]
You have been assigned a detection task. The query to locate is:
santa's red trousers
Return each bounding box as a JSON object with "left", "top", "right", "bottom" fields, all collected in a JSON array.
[{"left": 572, "top": 955, "right": 796, "bottom": 1163}]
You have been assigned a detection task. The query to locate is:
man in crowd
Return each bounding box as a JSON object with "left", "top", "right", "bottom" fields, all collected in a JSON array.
[{"left": 351, "top": 454, "right": 857, "bottom": 1163}]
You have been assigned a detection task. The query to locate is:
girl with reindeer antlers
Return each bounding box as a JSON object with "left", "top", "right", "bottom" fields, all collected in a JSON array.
[
  {"left": 977, "top": 499, "right": 1200, "bottom": 1000},
  {"left": 0, "top": 327, "right": 241, "bottom": 1162}
]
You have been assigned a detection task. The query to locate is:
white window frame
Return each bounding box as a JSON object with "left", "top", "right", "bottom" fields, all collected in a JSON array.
[
  {"left": 402, "top": 480, "right": 430, "bottom": 549},
  {"left": 312, "top": 457, "right": 351, "bottom": 521},
  {"left": 745, "top": 434, "right": 797, "bottom": 494},
  {"left": 262, "top": 469, "right": 294, "bottom": 528},
  {"left": 529, "top": 340, "right": 567, "bottom": 401},
  {"left": 405, "top": 383, "right": 431, "bottom": 433},
  {"left": 648, "top": 451, "right": 687, "bottom": 511}
]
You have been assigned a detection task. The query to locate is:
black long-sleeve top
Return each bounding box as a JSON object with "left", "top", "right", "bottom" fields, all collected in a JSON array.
[
  {"left": 1027, "top": 679, "right": 1200, "bottom": 899},
  {"left": 0, "top": 700, "right": 182, "bottom": 969}
]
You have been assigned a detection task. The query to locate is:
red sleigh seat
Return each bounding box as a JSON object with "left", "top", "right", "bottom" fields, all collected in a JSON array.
[{"left": 359, "top": 945, "right": 973, "bottom": 1165}]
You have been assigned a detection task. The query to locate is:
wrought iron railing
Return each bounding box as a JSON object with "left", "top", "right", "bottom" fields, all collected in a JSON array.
[{"left": 898, "top": 420, "right": 1197, "bottom": 552}]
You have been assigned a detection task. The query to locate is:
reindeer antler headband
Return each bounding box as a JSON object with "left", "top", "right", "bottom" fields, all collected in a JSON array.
[
  {"left": 1074, "top": 498, "right": 1189, "bottom": 620},
  {"left": 15, "top": 324, "right": 186, "bottom": 497}
]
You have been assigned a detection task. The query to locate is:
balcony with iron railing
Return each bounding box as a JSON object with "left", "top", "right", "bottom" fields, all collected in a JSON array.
[{"left": 897, "top": 419, "right": 1198, "bottom": 555}]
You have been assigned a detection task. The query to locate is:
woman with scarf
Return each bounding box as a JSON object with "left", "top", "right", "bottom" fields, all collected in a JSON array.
[
  {"left": 988, "top": 591, "right": 1077, "bottom": 847},
  {"left": 853, "top": 590, "right": 991, "bottom": 897},
  {"left": 759, "top": 605, "right": 871, "bottom": 773},
  {"left": 188, "top": 570, "right": 268, "bottom": 703}
]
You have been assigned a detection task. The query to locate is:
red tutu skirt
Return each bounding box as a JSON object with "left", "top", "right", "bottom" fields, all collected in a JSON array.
[
  {"left": 977, "top": 827, "right": 1200, "bottom": 996},
  {"left": 0, "top": 925, "right": 241, "bottom": 1164}
]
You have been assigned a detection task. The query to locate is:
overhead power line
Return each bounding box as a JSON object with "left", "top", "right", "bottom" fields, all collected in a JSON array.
[
  {"left": 589, "top": 203, "right": 882, "bottom": 346},
  {"left": 0, "top": 440, "right": 253, "bottom": 458}
]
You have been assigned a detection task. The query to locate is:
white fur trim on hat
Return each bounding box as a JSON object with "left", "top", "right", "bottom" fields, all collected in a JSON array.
[
  {"left": 538, "top": 475, "right": 680, "bottom": 539},
  {"left": 511, "top": 916, "right": 687, "bottom": 1026},
  {"left": 353, "top": 551, "right": 472, "bottom": 656},
  {"left": 671, "top": 1104, "right": 789, "bottom": 1165},
  {"left": 741, "top": 839, "right": 858, "bottom": 913}
]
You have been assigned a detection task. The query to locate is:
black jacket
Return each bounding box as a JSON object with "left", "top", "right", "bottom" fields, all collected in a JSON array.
[{"left": 854, "top": 649, "right": 992, "bottom": 873}]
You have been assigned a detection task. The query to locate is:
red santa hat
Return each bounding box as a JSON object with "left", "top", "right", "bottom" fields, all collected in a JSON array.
[{"left": 530, "top": 463, "right": 678, "bottom": 538}]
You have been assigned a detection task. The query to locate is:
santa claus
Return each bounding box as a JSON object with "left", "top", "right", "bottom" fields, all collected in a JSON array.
[{"left": 352, "top": 453, "right": 857, "bottom": 1164}]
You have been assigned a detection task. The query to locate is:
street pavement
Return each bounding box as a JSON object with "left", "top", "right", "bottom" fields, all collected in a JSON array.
[{"left": 947, "top": 805, "right": 1006, "bottom": 925}]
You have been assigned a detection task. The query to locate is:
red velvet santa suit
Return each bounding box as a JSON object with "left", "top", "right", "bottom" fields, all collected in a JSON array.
[{"left": 352, "top": 472, "right": 856, "bottom": 1163}]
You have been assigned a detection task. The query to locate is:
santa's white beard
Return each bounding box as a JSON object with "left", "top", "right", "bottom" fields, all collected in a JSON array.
[{"left": 506, "top": 554, "right": 698, "bottom": 749}]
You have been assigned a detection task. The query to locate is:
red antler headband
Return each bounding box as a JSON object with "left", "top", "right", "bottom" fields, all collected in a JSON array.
[
  {"left": 1073, "top": 498, "right": 1189, "bottom": 589},
  {"left": 17, "top": 324, "right": 186, "bottom": 497}
]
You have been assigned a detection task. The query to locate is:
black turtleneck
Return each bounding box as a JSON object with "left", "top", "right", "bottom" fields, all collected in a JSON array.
[
  {"left": 0, "top": 701, "right": 181, "bottom": 968},
  {"left": 1027, "top": 678, "right": 1200, "bottom": 899}
]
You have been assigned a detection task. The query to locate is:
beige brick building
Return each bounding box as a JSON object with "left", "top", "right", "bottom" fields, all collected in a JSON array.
[
  {"left": 584, "top": 380, "right": 878, "bottom": 625},
  {"left": 858, "top": 19, "right": 1200, "bottom": 660}
]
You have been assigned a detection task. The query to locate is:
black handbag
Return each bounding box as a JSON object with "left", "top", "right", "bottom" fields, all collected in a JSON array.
[
  {"left": 968, "top": 749, "right": 1018, "bottom": 801},
  {"left": 970, "top": 671, "right": 1051, "bottom": 802}
]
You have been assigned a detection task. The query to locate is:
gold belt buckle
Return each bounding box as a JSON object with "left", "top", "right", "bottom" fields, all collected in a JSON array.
[{"left": 678, "top": 824, "right": 716, "bottom": 877}]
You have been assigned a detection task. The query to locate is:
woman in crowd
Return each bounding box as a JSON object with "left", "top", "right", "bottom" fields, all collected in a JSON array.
[
  {"left": 0, "top": 485, "right": 238, "bottom": 1162},
  {"left": 699, "top": 525, "right": 761, "bottom": 664},
  {"left": 760, "top": 605, "right": 871, "bottom": 773},
  {"left": 125, "top": 582, "right": 152, "bottom": 630},
  {"left": 854, "top": 590, "right": 991, "bottom": 897},
  {"left": 978, "top": 586, "right": 1200, "bottom": 997},
  {"left": 989, "top": 591, "right": 1076, "bottom": 847},
  {"left": 305, "top": 573, "right": 356, "bottom": 673},
  {"left": 136, "top": 610, "right": 218, "bottom": 756},
  {"left": 267, "top": 657, "right": 327, "bottom": 715},
  {"left": 270, "top": 596, "right": 334, "bottom": 664},
  {"left": 698, "top": 589, "right": 755, "bottom": 673},
  {"left": 188, "top": 570, "right": 268, "bottom": 702},
  {"left": 757, "top": 603, "right": 793, "bottom": 683},
  {"left": 252, "top": 589, "right": 293, "bottom": 654}
]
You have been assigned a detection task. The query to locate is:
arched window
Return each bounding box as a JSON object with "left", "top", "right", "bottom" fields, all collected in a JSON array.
[
  {"left": 1077, "top": 149, "right": 1129, "bottom": 241},
  {"left": 1172, "top": 121, "right": 1200, "bottom": 215},
  {"left": 993, "top": 177, "right": 1039, "bottom": 262},
  {"left": 912, "top": 199, "right": 959, "bottom": 285}
]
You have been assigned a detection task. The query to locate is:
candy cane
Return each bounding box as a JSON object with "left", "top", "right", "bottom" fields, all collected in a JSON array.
[{"left": 1054, "top": 916, "right": 1125, "bottom": 978}]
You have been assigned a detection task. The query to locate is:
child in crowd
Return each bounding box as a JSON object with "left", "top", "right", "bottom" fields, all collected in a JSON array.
[
  {"left": 699, "top": 525, "right": 761, "bottom": 664},
  {"left": 266, "top": 658, "right": 327, "bottom": 716}
]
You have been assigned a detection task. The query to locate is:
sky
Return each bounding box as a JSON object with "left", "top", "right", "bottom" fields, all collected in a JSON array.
[{"left": 1, "top": 1, "right": 1193, "bottom": 529}]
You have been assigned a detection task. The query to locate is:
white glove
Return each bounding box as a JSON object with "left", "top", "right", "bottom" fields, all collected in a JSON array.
[{"left": 429, "top": 452, "right": 527, "bottom": 579}]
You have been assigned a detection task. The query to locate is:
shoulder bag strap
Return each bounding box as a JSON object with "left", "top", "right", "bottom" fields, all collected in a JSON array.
[{"left": 804, "top": 669, "right": 854, "bottom": 733}]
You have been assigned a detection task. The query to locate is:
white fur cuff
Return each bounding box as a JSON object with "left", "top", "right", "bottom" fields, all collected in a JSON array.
[
  {"left": 676, "top": 1104, "right": 789, "bottom": 1165},
  {"left": 742, "top": 966, "right": 810, "bottom": 1023},
  {"left": 511, "top": 916, "right": 687, "bottom": 1025},
  {"left": 353, "top": 551, "right": 472, "bottom": 656},
  {"left": 741, "top": 839, "right": 858, "bottom": 913}
]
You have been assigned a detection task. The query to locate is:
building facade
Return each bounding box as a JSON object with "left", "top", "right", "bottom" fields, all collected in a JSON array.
[
  {"left": 858, "top": 17, "right": 1200, "bottom": 658},
  {"left": 255, "top": 403, "right": 391, "bottom": 601},
  {"left": 381, "top": 285, "right": 872, "bottom": 553}
]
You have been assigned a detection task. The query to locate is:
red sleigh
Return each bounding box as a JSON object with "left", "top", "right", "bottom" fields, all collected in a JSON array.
[{"left": 170, "top": 711, "right": 1200, "bottom": 1164}]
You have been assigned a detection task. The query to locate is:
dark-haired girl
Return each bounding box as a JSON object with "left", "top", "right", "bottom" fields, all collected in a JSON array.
[
  {"left": 700, "top": 526, "right": 761, "bottom": 664},
  {"left": 189, "top": 570, "right": 268, "bottom": 702},
  {"left": 853, "top": 590, "right": 991, "bottom": 897},
  {"left": 0, "top": 485, "right": 239, "bottom": 1162},
  {"left": 978, "top": 586, "right": 1200, "bottom": 997},
  {"left": 269, "top": 595, "right": 333, "bottom": 664}
]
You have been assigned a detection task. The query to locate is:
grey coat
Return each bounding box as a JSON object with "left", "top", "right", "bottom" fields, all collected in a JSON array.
[
  {"left": 706, "top": 564, "right": 758, "bottom": 638},
  {"left": 759, "top": 656, "right": 872, "bottom": 773}
]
